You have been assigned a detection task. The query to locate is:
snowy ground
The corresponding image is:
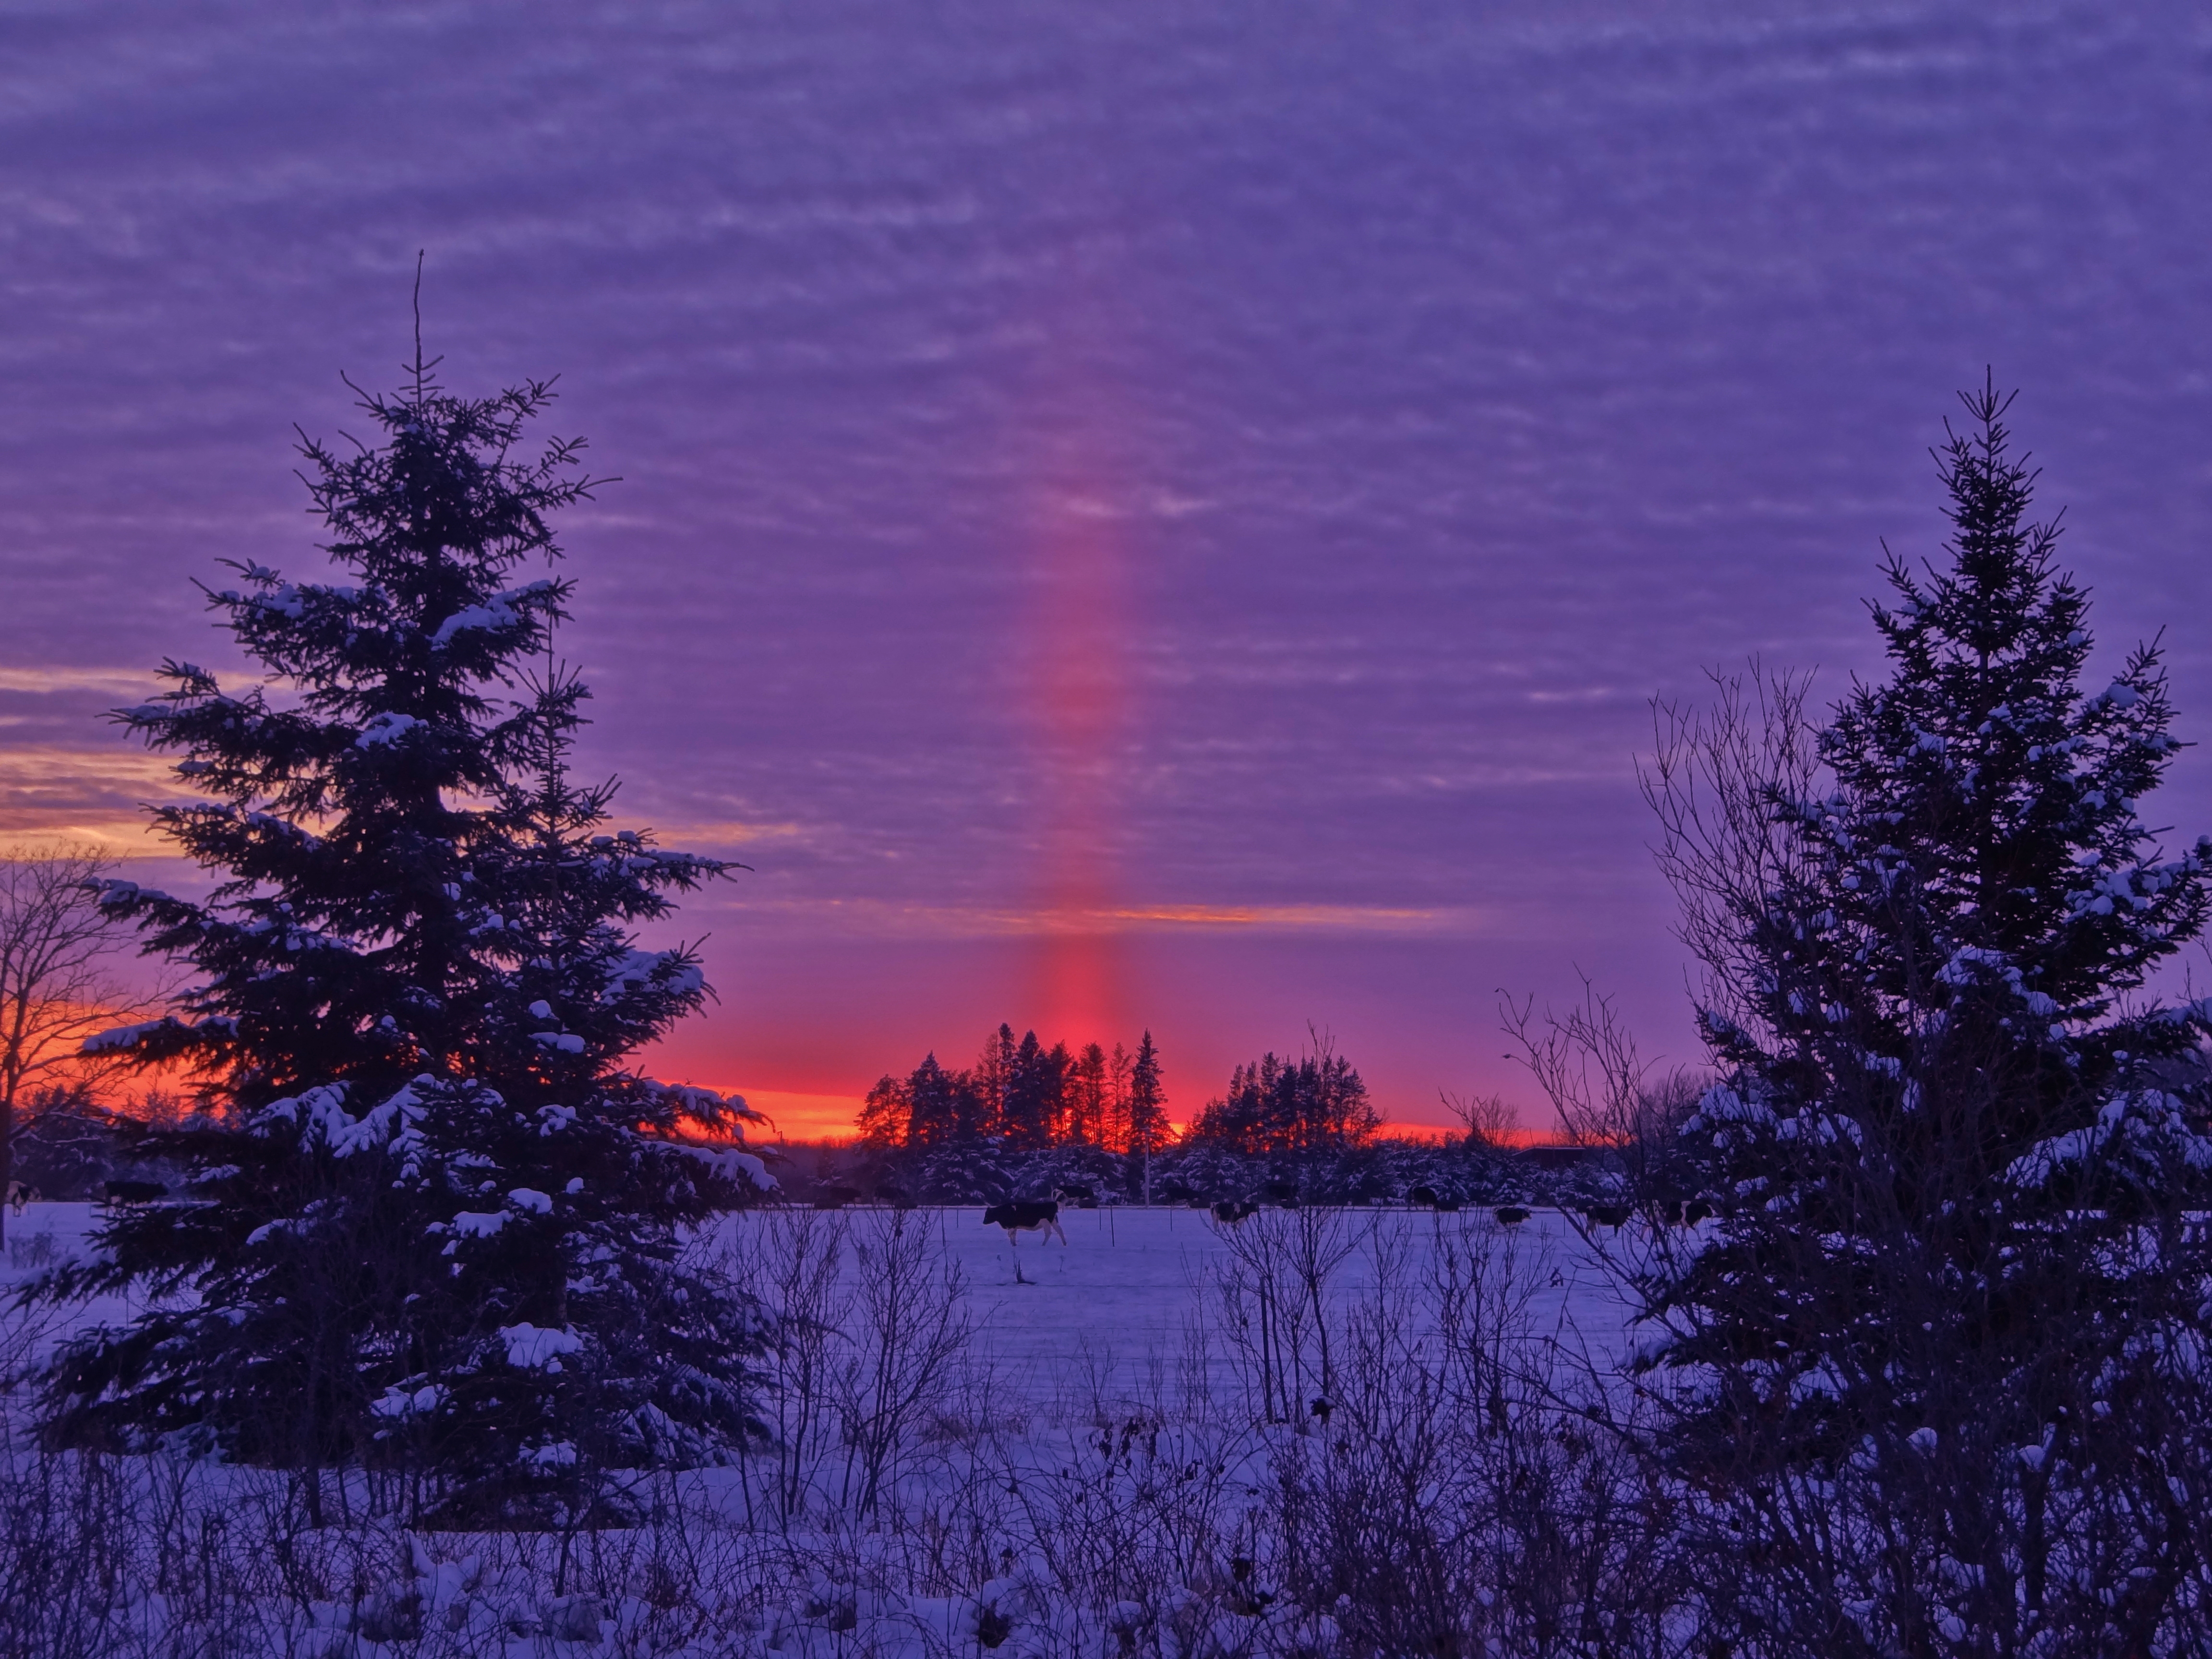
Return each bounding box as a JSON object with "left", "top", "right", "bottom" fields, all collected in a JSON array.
[
  {"left": 0, "top": 1200, "right": 1654, "bottom": 1657},
  {"left": 0, "top": 1201, "right": 136, "bottom": 1377},
  {"left": 713, "top": 1202, "right": 1639, "bottom": 1415},
  {"left": 3, "top": 1201, "right": 1641, "bottom": 1395}
]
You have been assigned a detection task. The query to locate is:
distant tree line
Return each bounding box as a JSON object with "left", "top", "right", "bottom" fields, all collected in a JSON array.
[
  {"left": 1183, "top": 1035, "right": 1377, "bottom": 1155},
  {"left": 857, "top": 1025, "right": 1167, "bottom": 1153},
  {"left": 858, "top": 1025, "right": 1380, "bottom": 1160}
]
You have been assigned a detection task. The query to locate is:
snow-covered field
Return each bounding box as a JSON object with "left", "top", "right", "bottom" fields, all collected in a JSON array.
[
  {"left": 0, "top": 1200, "right": 103, "bottom": 1274},
  {"left": 714, "top": 1202, "right": 1635, "bottom": 1413},
  {"left": 0, "top": 1202, "right": 1649, "bottom": 1657},
  {"left": 3, "top": 1201, "right": 1635, "bottom": 1369}
]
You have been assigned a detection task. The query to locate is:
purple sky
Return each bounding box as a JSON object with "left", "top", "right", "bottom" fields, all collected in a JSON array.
[{"left": 5, "top": 1, "right": 2211, "bottom": 1136}]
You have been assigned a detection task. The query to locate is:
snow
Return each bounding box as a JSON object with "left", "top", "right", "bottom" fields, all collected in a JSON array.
[
  {"left": 499, "top": 1322, "right": 584, "bottom": 1369},
  {"left": 353, "top": 710, "right": 421, "bottom": 747},
  {"left": 3, "top": 1201, "right": 1636, "bottom": 1415},
  {"left": 258, "top": 1078, "right": 432, "bottom": 1168},
  {"left": 429, "top": 579, "right": 555, "bottom": 646},
  {"left": 83, "top": 1018, "right": 168, "bottom": 1053},
  {"left": 91, "top": 877, "right": 175, "bottom": 910},
  {"left": 603, "top": 947, "right": 705, "bottom": 1001},
  {"left": 371, "top": 1382, "right": 448, "bottom": 1419},
  {"left": 677, "top": 1143, "right": 778, "bottom": 1192},
  {"left": 0, "top": 1202, "right": 1814, "bottom": 1655},
  {"left": 714, "top": 1204, "right": 1635, "bottom": 1409}
]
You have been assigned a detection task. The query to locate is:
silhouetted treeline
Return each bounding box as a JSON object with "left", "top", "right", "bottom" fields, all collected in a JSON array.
[
  {"left": 1183, "top": 1037, "right": 1377, "bottom": 1155},
  {"left": 858, "top": 1024, "right": 1166, "bottom": 1153}
]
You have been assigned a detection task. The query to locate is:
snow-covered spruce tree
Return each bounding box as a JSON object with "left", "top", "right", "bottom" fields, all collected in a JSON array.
[
  {"left": 1643, "top": 383, "right": 2212, "bottom": 1647},
  {"left": 41, "top": 363, "right": 769, "bottom": 1524}
]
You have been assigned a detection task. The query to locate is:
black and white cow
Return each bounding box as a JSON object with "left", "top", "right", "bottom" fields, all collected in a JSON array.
[
  {"left": 983, "top": 1199, "right": 1066, "bottom": 1284},
  {"left": 983, "top": 1200, "right": 1066, "bottom": 1245}
]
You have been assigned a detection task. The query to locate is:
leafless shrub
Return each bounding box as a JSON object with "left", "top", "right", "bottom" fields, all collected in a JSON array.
[
  {"left": 1502, "top": 978, "right": 1707, "bottom": 1207},
  {"left": 729, "top": 1205, "right": 849, "bottom": 1530},
  {"left": 834, "top": 1206, "right": 972, "bottom": 1517},
  {"left": 1207, "top": 1204, "right": 1364, "bottom": 1425},
  {"left": 1250, "top": 1214, "right": 1682, "bottom": 1658},
  {"left": 1441, "top": 1090, "right": 1519, "bottom": 1151},
  {"left": 1638, "top": 661, "right": 1823, "bottom": 1040},
  {"left": 1501, "top": 975, "right": 1650, "bottom": 1154}
]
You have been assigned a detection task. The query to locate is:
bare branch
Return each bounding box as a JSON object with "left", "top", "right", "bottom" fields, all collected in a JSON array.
[{"left": 1637, "top": 660, "right": 1824, "bottom": 1042}]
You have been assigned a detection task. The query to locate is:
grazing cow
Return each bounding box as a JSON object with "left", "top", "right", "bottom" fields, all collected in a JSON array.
[
  {"left": 1055, "top": 1181, "right": 1097, "bottom": 1208},
  {"left": 1493, "top": 1205, "right": 1531, "bottom": 1227},
  {"left": 1211, "top": 1199, "right": 1259, "bottom": 1225},
  {"left": 874, "top": 1183, "right": 915, "bottom": 1210},
  {"left": 1261, "top": 1179, "right": 1299, "bottom": 1207},
  {"left": 6, "top": 1182, "right": 37, "bottom": 1216},
  {"left": 983, "top": 1200, "right": 1066, "bottom": 1284},
  {"left": 983, "top": 1200, "right": 1066, "bottom": 1244},
  {"left": 1683, "top": 1199, "right": 1713, "bottom": 1226},
  {"left": 103, "top": 1179, "right": 167, "bottom": 1208},
  {"left": 1407, "top": 1184, "right": 1438, "bottom": 1208},
  {"left": 1583, "top": 1204, "right": 1633, "bottom": 1230},
  {"left": 810, "top": 1183, "right": 862, "bottom": 1210}
]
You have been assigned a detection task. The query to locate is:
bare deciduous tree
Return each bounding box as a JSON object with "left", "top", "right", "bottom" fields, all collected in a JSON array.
[
  {"left": 0, "top": 846, "right": 132, "bottom": 1243},
  {"left": 1501, "top": 976, "right": 1707, "bottom": 1209},
  {"left": 1441, "top": 1089, "right": 1519, "bottom": 1150},
  {"left": 1637, "top": 659, "right": 1822, "bottom": 1042},
  {"left": 1499, "top": 973, "right": 1649, "bottom": 1148}
]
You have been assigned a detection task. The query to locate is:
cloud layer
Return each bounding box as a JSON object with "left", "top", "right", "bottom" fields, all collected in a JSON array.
[{"left": 4, "top": 0, "right": 2210, "bottom": 1128}]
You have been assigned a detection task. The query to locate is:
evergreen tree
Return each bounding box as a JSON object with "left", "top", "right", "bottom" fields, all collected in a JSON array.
[
  {"left": 1645, "top": 383, "right": 2212, "bottom": 1640},
  {"left": 1067, "top": 1041, "right": 1108, "bottom": 1145},
  {"left": 1106, "top": 1039, "right": 1134, "bottom": 1152},
  {"left": 47, "top": 359, "right": 768, "bottom": 1522},
  {"left": 904, "top": 1053, "right": 967, "bottom": 1147},
  {"left": 1188, "top": 1037, "right": 1374, "bottom": 1157},
  {"left": 975, "top": 1023, "right": 1016, "bottom": 1139},
  {"left": 857, "top": 1072, "right": 910, "bottom": 1146},
  {"left": 1126, "top": 1030, "right": 1166, "bottom": 1157},
  {"left": 1001, "top": 1029, "right": 1063, "bottom": 1149}
]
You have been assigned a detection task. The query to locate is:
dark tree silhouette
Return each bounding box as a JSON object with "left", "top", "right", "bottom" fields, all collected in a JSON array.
[
  {"left": 1187, "top": 1033, "right": 1376, "bottom": 1157},
  {"left": 42, "top": 352, "right": 767, "bottom": 1524},
  {"left": 1641, "top": 381, "right": 2212, "bottom": 1647}
]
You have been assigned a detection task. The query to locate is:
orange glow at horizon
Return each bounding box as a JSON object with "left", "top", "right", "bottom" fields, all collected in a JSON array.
[{"left": 729, "top": 1084, "right": 1566, "bottom": 1150}]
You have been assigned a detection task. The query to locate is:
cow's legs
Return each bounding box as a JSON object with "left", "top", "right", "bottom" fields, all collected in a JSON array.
[{"left": 1005, "top": 1227, "right": 1029, "bottom": 1284}]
